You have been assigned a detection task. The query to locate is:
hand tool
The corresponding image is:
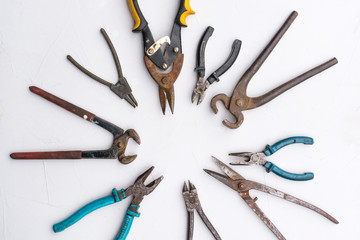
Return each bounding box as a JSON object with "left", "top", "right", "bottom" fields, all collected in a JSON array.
[
  {"left": 211, "top": 11, "right": 338, "bottom": 129},
  {"left": 204, "top": 157, "right": 338, "bottom": 240},
  {"left": 53, "top": 166, "right": 163, "bottom": 240},
  {"left": 229, "top": 136, "right": 314, "bottom": 181},
  {"left": 67, "top": 28, "right": 138, "bottom": 108},
  {"left": 183, "top": 181, "right": 221, "bottom": 240},
  {"left": 192, "top": 26, "right": 241, "bottom": 105},
  {"left": 126, "top": 0, "right": 195, "bottom": 114},
  {"left": 10, "top": 86, "right": 140, "bottom": 164}
]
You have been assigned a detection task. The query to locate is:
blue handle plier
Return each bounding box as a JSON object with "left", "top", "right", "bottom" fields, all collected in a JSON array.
[
  {"left": 53, "top": 166, "right": 163, "bottom": 239},
  {"left": 229, "top": 136, "right": 314, "bottom": 181}
]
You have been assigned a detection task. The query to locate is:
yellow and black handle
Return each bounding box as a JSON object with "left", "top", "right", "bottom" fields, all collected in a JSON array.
[
  {"left": 175, "top": 0, "right": 195, "bottom": 27},
  {"left": 127, "top": 0, "right": 148, "bottom": 32}
]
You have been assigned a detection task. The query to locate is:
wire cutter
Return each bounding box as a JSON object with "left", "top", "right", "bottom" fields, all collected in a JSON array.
[
  {"left": 211, "top": 11, "right": 338, "bottom": 129},
  {"left": 204, "top": 157, "right": 338, "bottom": 240},
  {"left": 53, "top": 166, "right": 163, "bottom": 240},
  {"left": 192, "top": 26, "right": 241, "bottom": 105},
  {"left": 67, "top": 28, "right": 138, "bottom": 108},
  {"left": 10, "top": 86, "right": 140, "bottom": 164},
  {"left": 126, "top": 0, "right": 195, "bottom": 114},
  {"left": 183, "top": 181, "right": 221, "bottom": 240},
  {"left": 229, "top": 136, "right": 314, "bottom": 181}
]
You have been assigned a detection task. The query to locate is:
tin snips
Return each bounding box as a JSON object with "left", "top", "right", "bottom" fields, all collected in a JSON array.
[{"left": 126, "top": 0, "right": 195, "bottom": 114}]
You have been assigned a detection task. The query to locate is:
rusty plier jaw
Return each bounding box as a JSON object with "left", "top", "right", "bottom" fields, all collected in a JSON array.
[
  {"left": 115, "top": 129, "right": 141, "bottom": 164},
  {"left": 229, "top": 152, "right": 267, "bottom": 165}
]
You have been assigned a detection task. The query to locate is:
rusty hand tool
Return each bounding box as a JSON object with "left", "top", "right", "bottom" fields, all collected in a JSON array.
[
  {"left": 67, "top": 28, "right": 138, "bottom": 108},
  {"left": 126, "top": 0, "right": 195, "bottom": 114},
  {"left": 10, "top": 86, "right": 140, "bottom": 164},
  {"left": 183, "top": 181, "right": 222, "bottom": 240},
  {"left": 53, "top": 166, "right": 163, "bottom": 240},
  {"left": 229, "top": 136, "right": 315, "bottom": 181},
  {"left": 204, "top": 157, "right": 338, "bottom": 240},
  {"left": 211, "top": 11, "right": 338, "bottom": 129},
  {"left": 192, "top": 26, "right": 242, "bottom": 105}
]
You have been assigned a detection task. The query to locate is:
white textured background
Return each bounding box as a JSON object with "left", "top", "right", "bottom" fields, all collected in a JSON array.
[{"left": 0, "top": 0, "right": 359, "bottom": 239}]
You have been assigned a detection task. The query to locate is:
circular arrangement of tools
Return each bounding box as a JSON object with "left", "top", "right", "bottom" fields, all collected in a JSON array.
[{"left": 7, "top": 1, "right": 343, "bottom": 240}]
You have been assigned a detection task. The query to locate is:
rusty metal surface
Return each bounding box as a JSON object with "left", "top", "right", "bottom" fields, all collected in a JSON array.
[
  {"left": 204, "top": 157, "right": 338, "bottom": 240},
  {"left": 10, "top": 86, "right": 141, "bottom": 164},
  {"left": 210, "top": 11, "right": 338, "bottom": 129},
  {"left": 144, "top": 54, "right": 184, "bottom": 114},
  {"left": 183, "top": 181, "right": 221, "bottom": 240},
  {"left": 67, "top": 28, "right": 138, "bottom": 108}
]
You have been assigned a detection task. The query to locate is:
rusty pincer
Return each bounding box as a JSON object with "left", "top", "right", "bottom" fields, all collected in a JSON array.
[
  {"left": 211, "top": 11, "right": 338, "bottom": 129},
  {"left": 10, "top": 86, "right": 140, "bottom": 164}
]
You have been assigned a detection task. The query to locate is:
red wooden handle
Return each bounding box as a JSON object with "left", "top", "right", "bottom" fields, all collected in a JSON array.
[
  {"left": 10, "top": 151, "right": 82, "bottom": 159},
  {"left": 29, "top": 86, "right": 96, "bottom": 122}
]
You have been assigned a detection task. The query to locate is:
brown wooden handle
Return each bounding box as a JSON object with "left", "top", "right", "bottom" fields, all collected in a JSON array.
[
  {"left": 10, "top": 151, "right": 82, "bottom": 159},
  {"left": 29, "top": 86, "right": 96, "bottom": 122}
]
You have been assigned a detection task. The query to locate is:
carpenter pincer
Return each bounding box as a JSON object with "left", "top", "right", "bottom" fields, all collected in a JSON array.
[
  {"left": 211, "top": 11, "right": 338, "bottom": 129},
  {"left": 10, "top": 86, "right": 140, "bottom": 164}
]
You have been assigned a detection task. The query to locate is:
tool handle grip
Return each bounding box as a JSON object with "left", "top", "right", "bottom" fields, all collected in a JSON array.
[
  {"left": 196, "top": 26, "right": 214, "bottom": 78},
  {"left": 53, "top": 195, "right": 116, "bottom": 233},
  {"left": 207, "top": 39, "right": 242, "bottom": 84},
  {"left": 115, "top": 205, "right": 140, "bottom": 240},
  {"left": 264, "top": 136, "right": 313, "bottom": 156},
  {"left": 29, "top": 86, "right": 96, "bottom": 123},
  {"left": 264, "top": 162, "right": 314, "bottom": 181},
  {"left": 175, "top": 0, "right": 195, "bottom": 27},
  {"left": 10, "top": 151, "right": 82, "bottom": 159},
  {"left": 127, "top": 0, "right": 148, "bottom": 32}
]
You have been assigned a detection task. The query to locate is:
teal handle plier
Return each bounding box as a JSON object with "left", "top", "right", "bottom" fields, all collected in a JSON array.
[
  {"left": 53, "top": 166, "right": 163, "bottom": 239},
  {"left": 229, "top": 136, "right": 314, "bottom": 181}
]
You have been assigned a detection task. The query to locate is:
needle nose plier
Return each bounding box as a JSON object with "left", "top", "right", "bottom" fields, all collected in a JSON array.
[
  {"left": 211, "top": 11, "right": 338, "bottom": 129},
  {"left": 204, "top": 157, "right": 338, "bottom": 240},
  {"left": 53, "top": 166, "right": 163, "bottom": 240},
  {"left": 183, "top": 181, "right": 221, "bottom": 240},
  {"left": 126, "top": 0, "right": 195, "bottom": 114},
  {"left": 67, "top": 28, "right": 138, "bottom": 108},
  {"left": 10, "top": 86, "right": 140, "bottom": 164},
  {"left": 229, "top": 136, "right": 314, "bottom": 181}
]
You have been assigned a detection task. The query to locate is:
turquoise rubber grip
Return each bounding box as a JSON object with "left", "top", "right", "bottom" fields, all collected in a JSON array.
[
  {"left": 264, "top": 136, "right": 313, "bottom": 156},
  {"left": 264, "top": 162, "right": 314, "bottom": 181},
  {"left": 53, "top": 189, "right": 125, "bottom": 233},
  {"left": 114, "top": 205, "right": 140, "bottom": 240}
]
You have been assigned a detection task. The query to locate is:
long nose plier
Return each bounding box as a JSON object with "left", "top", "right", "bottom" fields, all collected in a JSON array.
[
  {"left": 10, "top": 86, "right": 140, "bottom": 164},
  {"left": 126, "top": 0, "right": 195, "bottom": 114},
  {"left": 53, "top": 166, "right": 163, "bottom": 240},
  {"left": 229, "top": 136, "right": 315, "bottom": 181},
  {"left": 204, "top": 157, "right": 338, "bottom": 240}
]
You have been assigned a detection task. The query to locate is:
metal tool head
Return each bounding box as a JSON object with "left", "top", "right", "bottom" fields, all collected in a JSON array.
[
  {"left": 183, "top": 180, "right": 200, "bottom": 212},
  {"left": 210, "top": 94, "right": 245, "bottom": 129},
  {"left": 129, "top": 166, "right": 164, "bottom": 204},
  {"left": 144, "top": 54, "right": 184, "bottom": 114},
  {"left": 191, "top": 78, "right": 210, "bottom": 105},
  {"left": 204, "top": 157, "right": 245, "bottom": 192},
  {"left": 229, "top": 152, "right": 267, "bottom": 165},
  {"left": 110, "top": 78, "right": 138, "bottom": 108},
  {"left": 115, "top": 129, "right": 141, "bottom": 164}
]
